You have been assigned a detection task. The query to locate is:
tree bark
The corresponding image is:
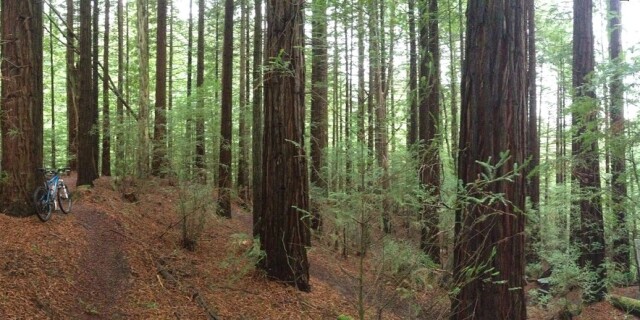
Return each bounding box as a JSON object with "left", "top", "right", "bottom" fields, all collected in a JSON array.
[
  {"left": 152, "top": 0, "right": 169, "bottom": 177},
  {"left": 572, "top": 0, "right": 606, "bottom": 302},
  {"left": 77, "top": 0, "right": 99, "bottom": 186},
  {"left": 258, "top": 0, "right": 310, "bottom": 292},
  {"left": 218, "top": 0, "right": 234, "bottom": 218},
  {"left": 195, "top": 0, "right": 206, "bottom": 178},
  {"left": 526, "top": 0, "right": 540, "bottom": 263},
  {"left": 310, "top": 0, "right": 328, "bottom": 230},
  {"left": 407, "top": 0, "right": 418, "bottom": 148},
  {"left": 418, "top": 0, "right": 441, "bottom": 264},
  {"left": 0, "top": 0, "right": 44, "bottom": 215},
  {"left": 102, "top": 0, "right": 112, "bottom": 176},
  {"left": 67, "top": 0, "right": 78, "bottom": 170},
  {"left": 451, "top": 1, "right": 527, "bottom": 318},
  {"left": 116, "top": 0, "right": 125, "bottom": 177},
  {"left": 609, "top": 0, "right": 629, "bottom": 271},
  {"left": 136, "top": 0, "right": 150, "bottom": 179},
  {"left": 237, "top": 0, "right": 249, "bottom": 200},
  {"left": 252, "top": 0, "right": 263, "bottom": 237}
]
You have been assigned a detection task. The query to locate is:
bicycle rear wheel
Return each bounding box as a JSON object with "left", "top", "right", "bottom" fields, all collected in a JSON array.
[
  {"left": 58, "top": 183, "right": 72, "bottom": 214},
  {"left": 33, "top": 186, "right": 52, "bottom": 222}
]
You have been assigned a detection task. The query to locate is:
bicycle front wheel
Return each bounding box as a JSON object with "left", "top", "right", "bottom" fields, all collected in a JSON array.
[
  {"left": 33, "top": 186, "right": 52, "bottom": 222},
  {"left": 58, "top": 183, "right": 72, "bottom": 214}
]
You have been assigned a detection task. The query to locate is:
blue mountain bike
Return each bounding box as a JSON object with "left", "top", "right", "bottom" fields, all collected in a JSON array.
[{"left": 33, "top": 168, "right": 72, "bottom": 222}]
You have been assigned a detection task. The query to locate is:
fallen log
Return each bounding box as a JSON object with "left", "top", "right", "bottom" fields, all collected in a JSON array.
[{"left": 609, "top": 294, "right": 640, "bottom": 317}]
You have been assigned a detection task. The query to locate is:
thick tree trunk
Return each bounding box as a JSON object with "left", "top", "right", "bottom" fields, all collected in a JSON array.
[
  {"left": 77, "top": 0, "right": 99, "bottom": 186},
  {"left": 609, "top": 0, "right": 629, "bottom": 271},
  {"left": 102, "top": 0, "right": 111, "bottom": 176},
  {"left": 92, "top": 0, "right": 100, "bottom": 174},
  {"left": 526, "top": 0, "right": 540, "bottom": 263},
  {"left": 67, "top": 0, "right": 78, "bottom": 170},
  {"left": 451, "top": 1, "right": 527, "bottom": 318},
  {"left": 310, "top": 0, "right": 328, "bottom": 230},
  {"left": 0, "top": 0, "right": 44, "bottom": 215},
  {"left": 218, "top": 0, "right": 234, "bottom": 218},
  {"left": 136, "top": 0, "right": 150, "bottom": 179},
  {"left": 116, "top": 0, "right": 125, "bottom": 177},
  {"left": 152, "top": 0, "right": 169, "bottom": 177},
  {"left": 50, "top": 5, "right": 57, "bottom": 168},
  {"left": 195, "top": 0, "right": 206, "bottom": 179},
  {"left": 572, "top": 0, "right": 606, "bottom": 302},
  {"left": 418, "top": 0, "right": 441, "bottom": 264},
  {"left": 407, "top": 0, "right": 417, "bottom": 148},
  {"left": 252, "top": 0, "right": 263, "bottom": 237},
  {"left": 258, "top": 0, "right": 310, "bottom": 292},
  {"left": 237, "top": 0, "right": 249, "bottom": 200}
]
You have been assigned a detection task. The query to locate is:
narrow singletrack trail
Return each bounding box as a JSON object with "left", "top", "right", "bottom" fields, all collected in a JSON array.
[{"left": 67, "top": 174, "right": 131, "bottom": 319}]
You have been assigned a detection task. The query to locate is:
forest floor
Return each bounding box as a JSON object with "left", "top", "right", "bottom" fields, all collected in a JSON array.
[{"left": 0, "top": 173, "right": 638, "bottom": 319}]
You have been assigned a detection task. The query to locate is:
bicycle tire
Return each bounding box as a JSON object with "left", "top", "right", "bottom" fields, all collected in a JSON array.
[
  {"left": 33, "top": 186, "right": 52, "bottom": 222},
  {"left": 58, "top": 183, "right": 72, "bottom": 214}
]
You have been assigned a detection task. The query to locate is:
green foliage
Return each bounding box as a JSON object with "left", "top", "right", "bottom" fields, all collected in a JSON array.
[
  {"left": 337, "top": 315, "right": 353, "bottom": 320},
  {"left": 177, "top": 183, "right": 216, "bottom": 250},
  {"left": 376, "top": 238, "right": 437, "bottom": 293},
  {"left": 220, "top": 233, "right": 265, "bottom": 283}
]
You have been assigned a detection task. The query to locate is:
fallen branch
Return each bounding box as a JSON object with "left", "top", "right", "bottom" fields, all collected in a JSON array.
[{"left": 609, "top": 294, "right": 640, "bottom": 317}]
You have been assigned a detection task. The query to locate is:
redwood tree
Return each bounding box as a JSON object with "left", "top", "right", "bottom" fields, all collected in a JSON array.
[
  {"left": 310, "top": 0, "right": 328, "bottom": 230},
  {"left": 418, "top": 0, "right": 441, "bottom": 264},
  {"left": 572, "top": 0, "right": 606, "bottom": 301},
  {"left": 252, "top": 0, "right": 263, "bottom": 236},
  {"left": 0, "top": 0, "right": 44, "bottom": 215},
  {"left": 102, "top": 0, "right": 111, "bottom": 176},
  {"left": 451, "top": 0, "right": 527, "bottom": 318},
  {"left": 609, "top": 0, "right": 629, "bottom": 271},
  {"left": 66, "top": 0, "right": 78, "bottom": 171},
  {"left": 218, "top": 0, "right": 234, "bottom": 218},
  {"left": 77, "top": 0, "right": 99, "bottom": 186},
  {"left": 258, "top": 0, "right": 311, "bottom": 292},
  {"left": 152, "top": 0, "right": 170, "bottom": 176}
]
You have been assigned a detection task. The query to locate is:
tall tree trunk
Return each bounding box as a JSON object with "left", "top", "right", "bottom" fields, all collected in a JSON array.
[
  {"left": 218, "top": 0, "right": 234, "bottom": 218},
  {"left": 116, "top": 0, "right": 125, "bottom": 177},
  {"left": 195, "top": 0, "right": 206, "bottom": 178},
  {"left": 526, "top": 0, "right": 540, "bottom": 263},
  {"left": 572, "top": 0, "right": 606, "bottom": 302},
  {"left": 50, "top": 4, "right": 57, "bottom": 168},
  {"left": 185, "top": 0, "right": 194, "bottom": 176},
  {"left": 0, "top": 0, "right": 44, "bottom": 215},
  {"left": 258, "top": 0, "right": 310, "bottom": 292},
  {"left": 407, "top": 0, "right": 418, "bottom": 148},
  {"left": 237, "top": 0, "right": 249, "bottom": 200},
  {"left": 609, "top": 0, "right": 629, "bottom": 272},
  {"left": 168, "top": 0, "right": 174, "bottom": 162},
  {"left": 370, "top": 0, "right": 390, "bottom": 233},
  {"left": 152, "top": 0, "right": 169, "bottom": 176},
  {"left": 77, "top": 0, "right": 99, "bottom": 186},
  {"left": 67, "top": 0, "right": 78, "bottom": 170},
  {"left": 102, "top": 0, "right": 112, "bottom": 176},
  {"left": 137, "top": 0, "right": 150, "bottom": 179},
  {"left": 92, "top": 0, "right": 99, "bottom": 174},
  {"left": 310, "top": 0, "right": 328, "bottom": 230},
  {"left": 418, "top": 0, "right": 441, "bottom": 264},
  {"left": 451, "top": 0, "right": 527, "bottom": 318},
  {"left": 252, "top": 0, "right": 263, "bottom": 237},
  {"left": 448, "top": 0, "right": 459, "bottom": 169}
]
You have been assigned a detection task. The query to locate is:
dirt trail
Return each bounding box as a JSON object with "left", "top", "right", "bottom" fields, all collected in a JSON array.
[{"left": 68, "top": 175, "right": 131, "bottom": 319}]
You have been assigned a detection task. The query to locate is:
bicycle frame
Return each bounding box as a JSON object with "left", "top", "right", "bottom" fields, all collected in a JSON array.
[{"left": 38, "top": 169, "right": 67, "bottom": 210}]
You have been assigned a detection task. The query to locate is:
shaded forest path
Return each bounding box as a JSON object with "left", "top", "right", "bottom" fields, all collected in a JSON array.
[{"left": 68, "top": 174, "right": 131, "bottom": 319}]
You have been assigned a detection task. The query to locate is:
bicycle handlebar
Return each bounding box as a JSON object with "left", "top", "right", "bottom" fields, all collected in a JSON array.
[{"left": 37, "top": 167, "right": 71, "bottom": 174}]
